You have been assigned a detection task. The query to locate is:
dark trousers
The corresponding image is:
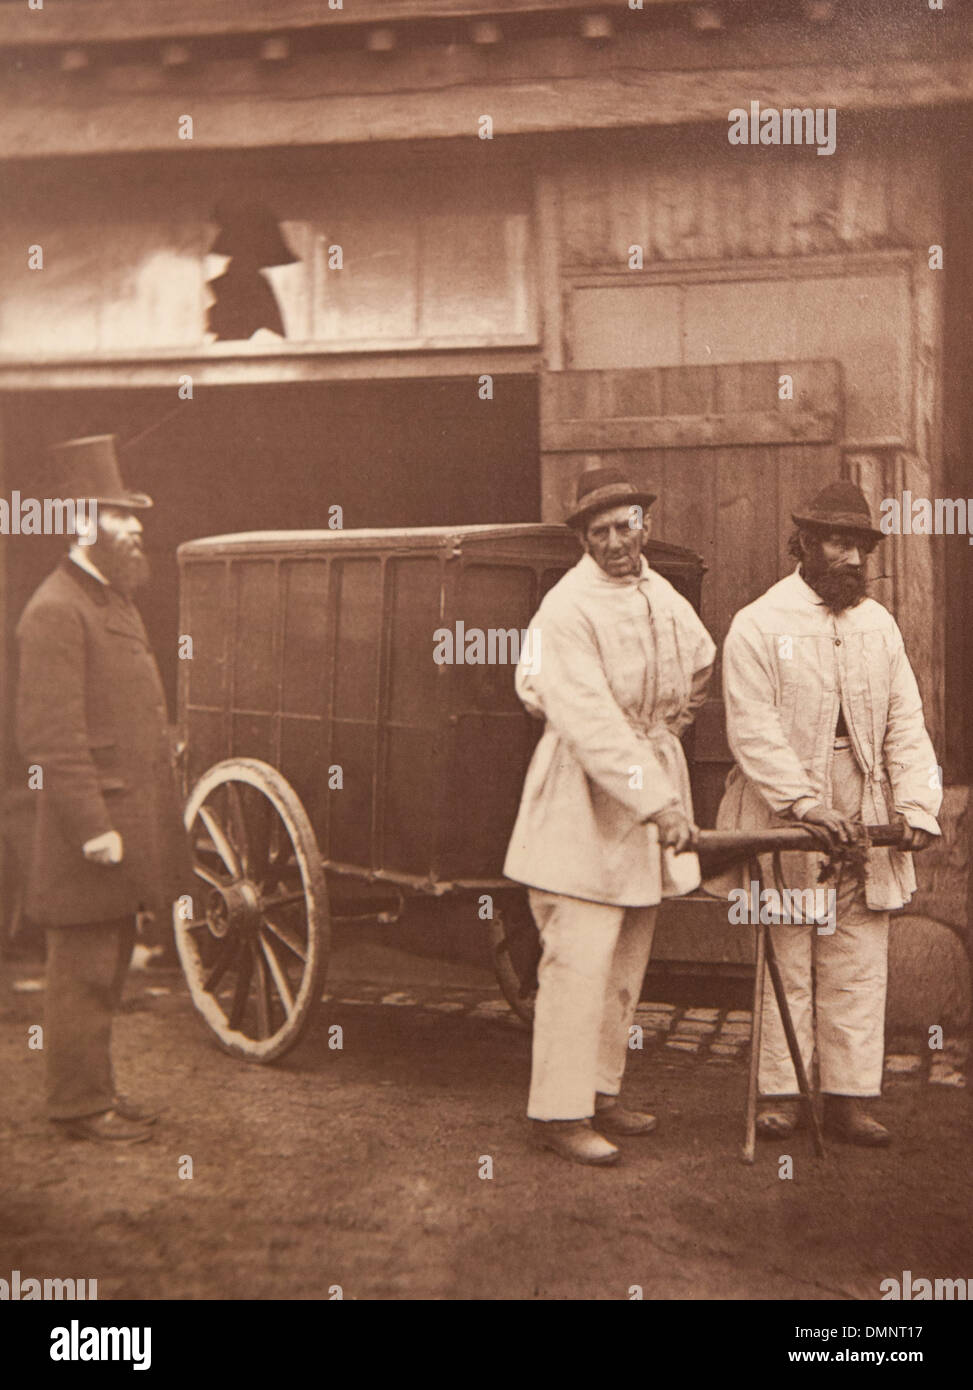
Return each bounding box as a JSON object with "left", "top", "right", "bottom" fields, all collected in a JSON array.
[{"left": 44, "top": 916, "right": 135, "bottom": 1120}]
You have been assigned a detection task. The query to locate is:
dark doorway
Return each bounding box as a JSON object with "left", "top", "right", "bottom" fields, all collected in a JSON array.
[{"left": 3, "top": 374, "right": 540, "bottom": 711}]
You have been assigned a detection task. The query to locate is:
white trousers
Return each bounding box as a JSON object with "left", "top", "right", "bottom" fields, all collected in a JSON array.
[
  {"left": 759, "top": 743, "right": 890, "bottom": 1098},
  {"left": 526, "top": 889, "right": 657, "bottom": 1120}
]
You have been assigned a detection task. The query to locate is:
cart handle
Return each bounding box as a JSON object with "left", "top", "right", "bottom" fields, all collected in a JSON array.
[{"left": 693, "top": 823, "right": 904, "bottom": 876}]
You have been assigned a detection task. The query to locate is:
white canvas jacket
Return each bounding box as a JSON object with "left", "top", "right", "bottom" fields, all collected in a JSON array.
[
  {"left": 715, "top": 568, "right": 941, "bottom": 909},
  {"left": 504, "top": 552, "right": 716, "bottom": 907}
]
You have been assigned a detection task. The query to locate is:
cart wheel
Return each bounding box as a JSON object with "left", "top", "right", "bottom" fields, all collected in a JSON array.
[
  {"left": 489, "top": 894, "right": 540, "bottom": 1025},
  {"left": 176, "top": 758, "right": 329, "bottom": 1063}
]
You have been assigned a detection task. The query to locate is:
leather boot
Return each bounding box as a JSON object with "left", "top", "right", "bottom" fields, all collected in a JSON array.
[
  {"left": 593, "top": 1094, "right": 657, "bottom": 1137},
  {"left": 56, "top": 1109, "right": 154, "bottom": 1145},
  {"left": 532, "top": 1118, "right": 620, "bottom": 1166},
  {"left": 823, "top": 1095, "right": 890, "bottom": 1147},
  {"left": 756, "top": 1098, "right": 805, "bottom": 1138},
  {"left": 113, "top": 1094, "right": 161, "bottom": 1124}
]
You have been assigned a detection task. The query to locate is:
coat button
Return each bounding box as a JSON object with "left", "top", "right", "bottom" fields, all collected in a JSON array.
[{"left": 834, "top": 638, "right": 842, "bottom": 646}]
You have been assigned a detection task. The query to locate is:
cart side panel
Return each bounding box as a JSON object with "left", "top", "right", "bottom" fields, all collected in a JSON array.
[
  {"left": 232, "top": 561, "right": 278, "bottom": 712},
  {"left": 440, "top": 559, "right": 542, "bottom": 880},
  {"left": 659, "top": 561, "right": 699, "bottom": 608},
  {"left": 278, "top": 559, "right": 331, "bottom": 830},
  {"left": 328, "top": 557, "right": 384, "bottom": 869},
  {"left": 181, "top": 558, "right": 231, "bottom": 788},
  {"left": 382, "top": 554, "right": 447, "bottom": 877},
  {"left": 229, "top": 559, "right": 279, "bottom": 769}
]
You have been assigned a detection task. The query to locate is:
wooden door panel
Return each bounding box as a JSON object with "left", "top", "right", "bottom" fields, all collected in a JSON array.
[
  {"left": 715, "top": 446, "right": 783, "bottom": 635},
  {"left": 654, "top": 449, "right": 716, "bottom": 564}
]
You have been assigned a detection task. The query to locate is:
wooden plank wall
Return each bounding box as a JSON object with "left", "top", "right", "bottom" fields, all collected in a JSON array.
[
  {"left": 552, "top": 131, "right": 942, "bottom": 270},
  {"left": 847, "top": 444, "right": 943, "bottom": 757},
  {"left": 542, "top": 126, "right": 948, "bottom": 762}
]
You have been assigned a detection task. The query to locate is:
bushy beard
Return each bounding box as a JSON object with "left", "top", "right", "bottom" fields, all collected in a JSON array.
[
  {"left": 92, "top": 532, "right": 151, "bottom": 597},
  {"left": 802, "top": 548, "right": 867, "bottom": 613}
]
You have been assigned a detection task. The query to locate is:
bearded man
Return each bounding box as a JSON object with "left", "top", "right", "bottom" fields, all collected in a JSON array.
[
  {"left": 505, "top": 468, "right": 716, "bottom": 1166},
  {"left": 716, "top": 481, "right": 941, "bottom": 1146},
  {"left": 16, "top": 435, "right": 189, "bottom": 1144}
]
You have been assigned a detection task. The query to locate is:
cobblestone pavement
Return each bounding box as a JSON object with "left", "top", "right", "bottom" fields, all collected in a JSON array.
[
  {"left": 329, "top": 991, "right": 967, "bottom": 1086},
  {"left": 9, "top": 952, "right": 968, "bottom": 1087}
]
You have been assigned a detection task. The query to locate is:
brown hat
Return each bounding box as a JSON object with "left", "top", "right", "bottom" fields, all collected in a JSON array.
[
  {"left": 791, "top": 480, "right": 882, "bottom": 543},
  {"left": 564, "top": 467, "right": 657, "bottom": 528},
  {"left": 49, "top": 435, "right": 153, "bottom": 509}
]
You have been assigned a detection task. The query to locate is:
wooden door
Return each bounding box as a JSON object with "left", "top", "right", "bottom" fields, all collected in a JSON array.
[{"left": 540, "top": 358, "right": 843, "bottom": 845}]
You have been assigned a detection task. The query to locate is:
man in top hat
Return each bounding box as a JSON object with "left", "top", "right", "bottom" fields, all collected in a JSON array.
[
  {"left": 504, "top": 467, "right": 716, "bottom": 1165},
  {"left": 16, "top": 435, "right": 190, "bottom": 1144},
  {"left": 715, "top": 480, "right": 941, "bottom": 1146}
]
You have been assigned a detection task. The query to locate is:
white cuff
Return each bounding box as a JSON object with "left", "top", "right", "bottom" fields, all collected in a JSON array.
[{"left": 896, "top": 808, "right": 941, "bottom": 837}]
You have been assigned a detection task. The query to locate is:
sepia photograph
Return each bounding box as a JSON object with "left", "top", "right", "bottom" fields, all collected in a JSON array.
[{"left": 0, "top": 0, "right": 971, "bottom": 1354}]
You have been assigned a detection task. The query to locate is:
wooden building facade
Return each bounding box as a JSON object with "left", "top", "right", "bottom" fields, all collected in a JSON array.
[{"left": 1, "top": 0, "right": 971, "bottom": 962}]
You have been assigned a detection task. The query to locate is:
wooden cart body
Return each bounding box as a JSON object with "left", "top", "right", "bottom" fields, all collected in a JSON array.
[
  {"left": 179, "top": 524, "right": 705, "bottom": 891},
  {"left": 175, "top": 524, "right": 708, "bottom": 1059}
]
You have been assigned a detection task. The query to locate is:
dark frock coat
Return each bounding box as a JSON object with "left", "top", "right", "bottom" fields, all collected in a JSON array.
[{"left": 16, "top": 557, "right": 191, "bottom": 927}]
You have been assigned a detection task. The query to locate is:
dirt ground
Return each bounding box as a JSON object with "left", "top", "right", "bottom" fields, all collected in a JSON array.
[{"left": 1, "top": 930, "right": 971, "bottom": 1303}]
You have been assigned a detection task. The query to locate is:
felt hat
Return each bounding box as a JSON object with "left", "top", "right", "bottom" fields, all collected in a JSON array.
[
  {"left": 564, "top": 467, "right": 657, "bottom": 528},
  {"left": 48, "top": 435, "right": 153, "bottom": 509},
  {"left": 791, "top": 480, "right": 883, "bottom": 542}
]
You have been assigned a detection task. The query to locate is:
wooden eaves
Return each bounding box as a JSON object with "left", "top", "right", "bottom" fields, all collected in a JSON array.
[{"left": 0, "top": 0, "right": 688, "bottom": 48}]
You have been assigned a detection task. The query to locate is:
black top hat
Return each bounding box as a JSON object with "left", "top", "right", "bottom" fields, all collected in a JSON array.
[
  {"left": 791, "top": 480, "right": 883, "bottom": 543},
  {"left": 209, "top": 199, "right": 299, "bottom": 268},
  {"left": 564, "top": 467, "right": 657, "bottom": 528},
  {"left": 49, "top": 435, "right": 153, "bottom": 509}
]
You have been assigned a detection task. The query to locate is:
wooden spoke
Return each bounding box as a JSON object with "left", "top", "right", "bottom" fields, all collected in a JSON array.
[
  {"left": 262, "top": 889, "right": 307, "bottom": 910},
  {"left": 198, "top": 806, "right": 242, "bottom": 880},
  {"left": 254, "top": 948, "right": 272, "bottom": 1039},
  {"left": 203, "top": 935, "right": 240, "bottom": 994},
  {"left": 259, "top": 933, "right": 295, "bottom": 1017},
  {"left": 266, "top": 813, "right": 287, "bottom": 872},
  {"left": 224, "top": 781, "right": 251, "bottom": 874},
  {"left": 192, "top": 860, "right": 232, "bottom": 891},
  {"left": 261, "top": 915, "right": 308, "bottom": 963},
  {"left": 245, "top": 786, "right": 273, "bottom": 883},
  {"left": 228, "top": 941, "right": 255, "bottom": 1031}
]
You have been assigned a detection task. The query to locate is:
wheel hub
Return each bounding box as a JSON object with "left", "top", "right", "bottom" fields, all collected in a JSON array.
[{"left": 206, "top": 879, "right": 263, "bottom": 938}]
